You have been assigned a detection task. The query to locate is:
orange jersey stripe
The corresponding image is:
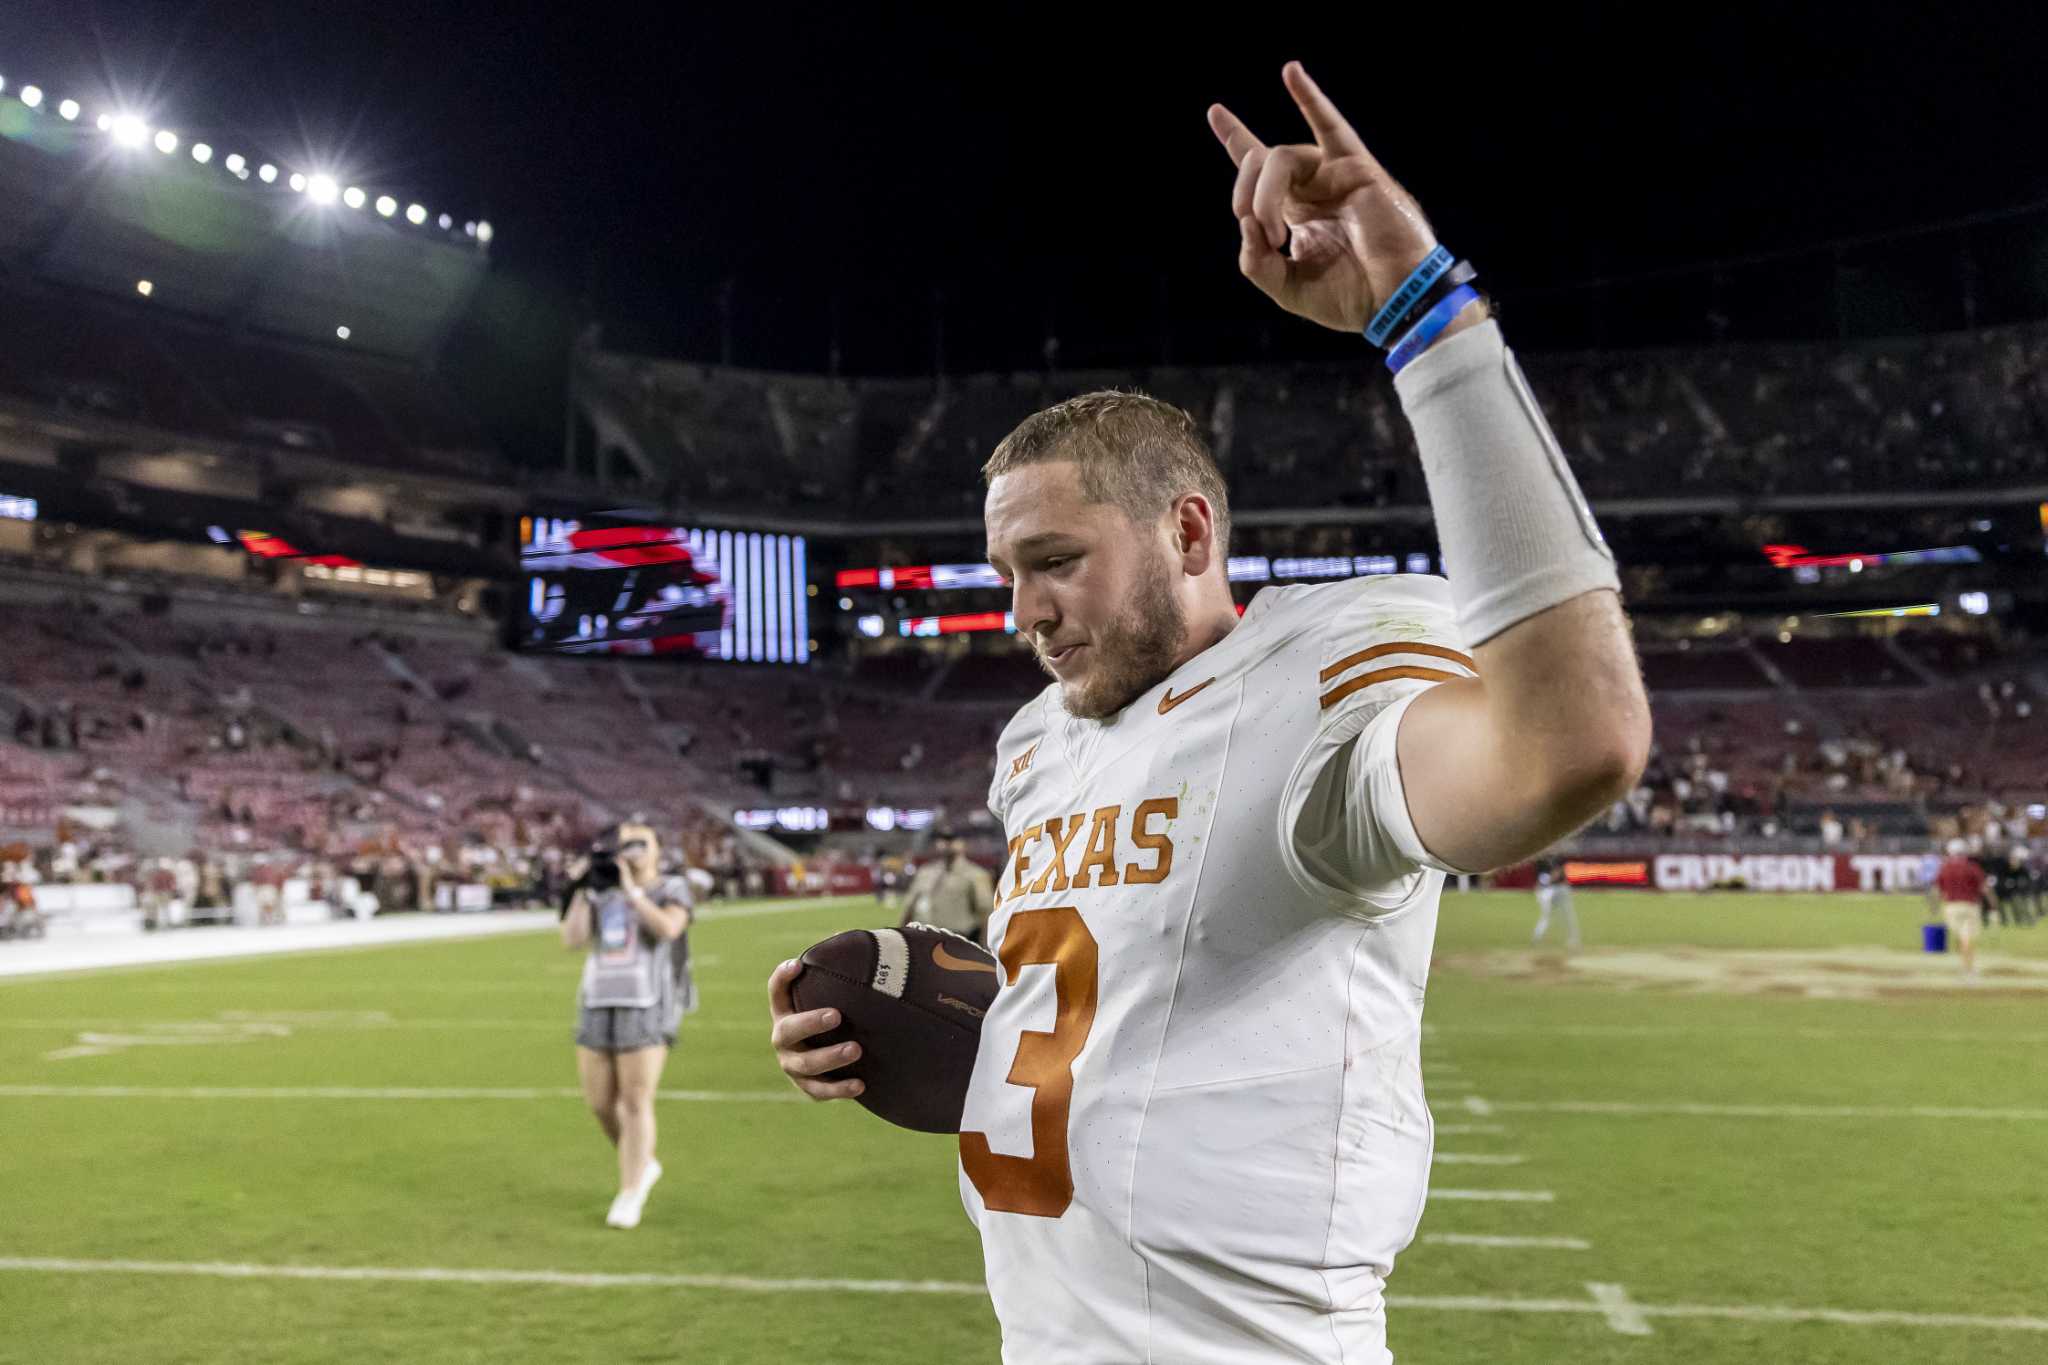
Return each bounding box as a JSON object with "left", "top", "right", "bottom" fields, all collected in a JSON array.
[
  {"left": 1318, "top": 664, "right": 1463, "bottom": 710},
  {"left": 1318, "top": 640, "right": 1476, "bottom": 684}
]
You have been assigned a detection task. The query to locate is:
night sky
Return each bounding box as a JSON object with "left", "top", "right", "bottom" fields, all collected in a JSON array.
[{"left": 4, "top": 2, "right": 2046, "bottom": 450}]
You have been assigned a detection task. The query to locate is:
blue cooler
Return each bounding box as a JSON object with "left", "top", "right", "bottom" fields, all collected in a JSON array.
[{"left": 1922, "top": 923, "right": 1948, "bottom": 953}]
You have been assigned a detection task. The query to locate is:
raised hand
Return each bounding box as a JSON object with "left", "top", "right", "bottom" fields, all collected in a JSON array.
[{"left": 1207, "top": 62, "right": 1451, "bottom": 335}]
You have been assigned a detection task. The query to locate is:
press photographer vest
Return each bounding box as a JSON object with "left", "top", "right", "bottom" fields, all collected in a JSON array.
[{"left": 579, "top": 878, "right": 695, "bottom": 1012}]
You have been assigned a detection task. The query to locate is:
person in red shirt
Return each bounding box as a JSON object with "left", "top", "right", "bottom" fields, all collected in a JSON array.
[{"left": 1934, "top": 839, "right": 1996, "bottom": 977}]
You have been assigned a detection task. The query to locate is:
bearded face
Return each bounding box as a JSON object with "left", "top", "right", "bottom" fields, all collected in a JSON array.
[{"left": 1030, "top": 545, "right": 1185, "bottom": 721}]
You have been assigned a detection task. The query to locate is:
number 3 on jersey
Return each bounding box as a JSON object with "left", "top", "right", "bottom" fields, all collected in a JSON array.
[{"left": 960, "top": 906, "right": 1098, "bottom": 1217}]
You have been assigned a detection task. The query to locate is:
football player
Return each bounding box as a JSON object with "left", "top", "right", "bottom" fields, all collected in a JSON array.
[{"left": 770, "top": 61, "right": 1649, "bottom": 1362}]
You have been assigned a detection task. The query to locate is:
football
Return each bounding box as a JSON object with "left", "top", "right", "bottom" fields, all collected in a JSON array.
[{"left": 789, "top": 924, "right": 1001, "bottom": 1133}]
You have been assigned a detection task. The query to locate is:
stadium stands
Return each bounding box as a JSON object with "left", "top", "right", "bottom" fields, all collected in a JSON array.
[
  {"left": 578, "top": 317, "right": 2048, "bottom": 517},
  {"left": 1636, "top": 646, "right": 1776, "bottom": 692}
]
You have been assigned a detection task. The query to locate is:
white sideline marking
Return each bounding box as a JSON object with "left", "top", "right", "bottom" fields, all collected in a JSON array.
[
  {"left": 0, "top": 1085, "right": 800, "bottom": 1103},
  {"left": 1588, "top": 1281, "right": 1654, "bottom": 1336},
  {"left": 1433, "top": 1124, "right": 1506, "bottom": 1136},
  {"left": 1490, "top": 1100, "right": 2048, "bottom": 1122},
  {"left": 1429, "top": 1081, "right": 1478, "bottom": 1092},
  {"left": 1424, "top": 1234, "right": 1590, "bottom": 1251},
  {"left": 1433, "top": 1153, "right": 1526, "bottom": 1166},
  {"left": 0, "top": 898, "right": 857, "bottom": 981},
  {"left": 1459, "top": 1096, "right": 1495, "bottom": 1116},
  {"left": 10, "top": 1259, "right": 2045, "bottom": 1336},
  {"left": 1431, "top": 1189, "right": 1554, "bottom": 1202},
  {"left": 0, "top": 912, "right": 558, "bottom": 980}
]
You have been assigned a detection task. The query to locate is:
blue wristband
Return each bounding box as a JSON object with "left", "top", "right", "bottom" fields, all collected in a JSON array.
[
  {"left": 1386, "top": 283, "right": 1480, "bottom": 374},
  {"left": 1365, "top": 245, "right": 1453, "bottom": 347}
]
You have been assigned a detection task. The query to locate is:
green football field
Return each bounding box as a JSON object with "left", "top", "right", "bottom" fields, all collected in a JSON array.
[{"left": 4, "top": 891, "right": 2045, "bottom": 1364}]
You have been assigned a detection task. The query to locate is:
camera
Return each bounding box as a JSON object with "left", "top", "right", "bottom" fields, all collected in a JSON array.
[
  {"left": 584, "top": 848, "right": 622, "bottom": 892},
  {"left": 578, "top": 831, "right": 649, "bottom": 897}
]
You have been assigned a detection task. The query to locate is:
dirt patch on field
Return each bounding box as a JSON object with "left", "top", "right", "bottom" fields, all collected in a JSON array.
[{"left": 1436, "top": 946, "right": 2048, "bottom": 999}]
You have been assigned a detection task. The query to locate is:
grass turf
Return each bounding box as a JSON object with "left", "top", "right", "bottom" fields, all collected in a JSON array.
[{"left": 2, "top": 890, "right": 2044, "bottom": 1363}]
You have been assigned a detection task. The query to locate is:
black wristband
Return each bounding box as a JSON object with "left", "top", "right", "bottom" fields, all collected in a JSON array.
[{"left": 1379, "top": 259, "right": 1479, "bottom": 349}]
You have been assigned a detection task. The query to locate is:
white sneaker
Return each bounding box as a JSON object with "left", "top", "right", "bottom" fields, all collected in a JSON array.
[
  {"left": 605, "top": 1189, "right": 640, "bottom": 1229},
  {"left": 605, "top": 1160, "right": 663, "bottom": 1229}
]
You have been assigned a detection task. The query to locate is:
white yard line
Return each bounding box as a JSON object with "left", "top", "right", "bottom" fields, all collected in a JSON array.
[
  {"left": 696, "top": 899, "right": 877, "bottom": 921},
  {"left": 1433, "top": 1153, "right": 1526, "bottom": 1166},
  {"left": 1423, "top": 1234, "right": 1590, "bottom": 1251},
  {"left": 1588, "top": 1281, "right": 1655, "bottom": 1336},
  {"left": 1488, "top": 1099, "right": 2048, "bottom": 1122},
  {"left": 0, "top": 1016, "right": 770, "bottom": 1033},
  {"left": 0, "top": 1084, "right": 799, "bottom": 1103},
  {"left": 1430, "top": 1189, "right": 1555, "bottom": 1202},
  {"left": 1427, "top": 1023, "right": 2048, "bottom": 1045},
  {"left": 6, "top": 1259, "right": 2044, "bottom": 1336},
  {"left": 0, "top": 1257, "right": 981, "bottom": 1295},
  {"left": 1433, "top": 1123, "right": 1506, "bottom": 1136}
]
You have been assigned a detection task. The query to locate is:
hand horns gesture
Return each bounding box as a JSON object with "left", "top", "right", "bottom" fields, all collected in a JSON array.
[{"left": 1208, "top": 62, "right": 1446, "bottom": 335}]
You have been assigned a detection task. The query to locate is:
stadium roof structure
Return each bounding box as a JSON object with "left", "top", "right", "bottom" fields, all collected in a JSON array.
[{"left": 0, "top": 86, "right": 487, "bottom": 364}]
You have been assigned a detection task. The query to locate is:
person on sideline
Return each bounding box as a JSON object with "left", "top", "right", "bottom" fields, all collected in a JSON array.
[
  {"left": 561, "top": 822, "right": 696, "bottom": 1228},
  {"left": 899, "top": 829, "right": 996, "bottom": 943},
  {"left": 1933, "top": 837, "right": 1993, "bottom": 978},
  {"left": 1532, "top": 853, "right": 1580, "bottom": 950}
]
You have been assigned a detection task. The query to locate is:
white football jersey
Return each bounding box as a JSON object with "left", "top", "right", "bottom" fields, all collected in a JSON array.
[{"left": 960, "top": 574, "right": 1476, "bottom": 1364}]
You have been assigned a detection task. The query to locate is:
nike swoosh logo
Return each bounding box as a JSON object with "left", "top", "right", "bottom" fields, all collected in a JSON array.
[
  {"left": 932, "top": 943, "right": 998, "bottom": 975},
  {"left": 1158, "top": 677, "right": 1218, "bottom": 715}
]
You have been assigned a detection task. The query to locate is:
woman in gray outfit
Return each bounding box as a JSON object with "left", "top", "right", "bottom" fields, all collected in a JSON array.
[{"left": 561, "top": 821, "right": 696, "bottom": 1228}]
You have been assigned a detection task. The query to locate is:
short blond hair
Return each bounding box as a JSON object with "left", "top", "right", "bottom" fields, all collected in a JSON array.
[{"left": 983, "top": 390, "right": 1231, "bottom": 556}]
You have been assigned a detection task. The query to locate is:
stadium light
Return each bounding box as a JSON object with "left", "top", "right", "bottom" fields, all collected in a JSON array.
[
  {"left": 110, "top": 115, "right": 147, "bottom": 148},
  {"left": 20, "top": 85, "right": 42, "bottom": 109},
  {"left": 154, "top": 129, "right": 178, "bottom": 154},
  {"left": 306, "top": 174, "right": 336, "bottom": 203},
  {"left": 95, "top": 113, "right": 110, "bottom": 131},
  {"left": 191, "top": 143, "right": 212, "bottom": 164},
  {"left": 0, "top": 77, "right": 7, "bottom": 95},
  {"left": 463, "top": 221, "right": 476, "bottom": 237},
  {"left": 437, "top": 213, "right": 452, "bottom": 230},
  {"left": 136, "top": 280, "right": 153, "bottom": 297},
  {"left": 335, "top": 325, "right": 351, "bottom": 341},
  {"left": 405, "top": 203, "right": 427, "bottom": 225},
  {"left": 260, "top": 163, "right": 278, "bottom": 184},
  {"left": 289, "top": 171, "right": 307, "bottom": 192},
  {"left": 374, "top": 195, "right": 397, "bottom": 217},
  {"left": 475, "top": 220, "right": 493, "bottom": 244},
  {"left": 57, "top": 99, "right": 79, "bottom": 121},
  {"left": 224, "top": 153, "right": 245, "bottom": 174},
  {"left": 341, "top": 186, "right": 366, "bottom": 210}
]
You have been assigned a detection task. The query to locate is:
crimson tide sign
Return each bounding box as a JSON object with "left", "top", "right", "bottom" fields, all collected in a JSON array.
[
  {"left": 1500, "top": 852, "right": 1937, "bottom": 893},
  {"left": 1649, "top": 852, "right": 1928, "bottom": 893}
]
